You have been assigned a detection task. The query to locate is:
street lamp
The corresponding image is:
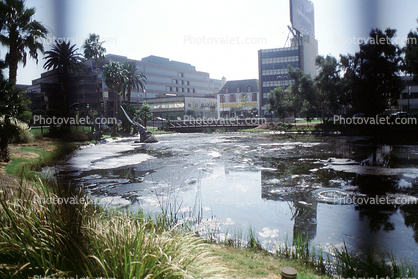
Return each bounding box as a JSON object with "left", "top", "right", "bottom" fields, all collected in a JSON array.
[{"left": 408, "top": 86, "right": 411, "bottom": 113}]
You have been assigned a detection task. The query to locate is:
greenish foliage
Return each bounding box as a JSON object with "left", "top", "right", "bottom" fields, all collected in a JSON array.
[
  {"left": 11, "top": 128, "right": 34, "bottom": 143},
  {"left": 5, "top": 142, "right": 77, "bottom": 178},
  {"left": 0, "top": 79, "right": 32, "bottom": 161},
  {"left": 403, "top": 21, "right": 418, "bottom": 83},
  {"left": 0, "top": 0, "right": 49, "bottom": 84},
  {"left": 315, "top": 55, "right": 344, "bottom": 119},
  {"left": 102, "top": 60, "right": 127, "bottom": 136},
  {"left": 269, "top": 28, "right": 405, "bottom": 120},
  {"left": 186, "top": 109, "right": 195, "bottom": 116},
  {"left": 139, "top": 101, "right": 152, "bottom": 127},
  {"left": 268, "top": 66, "right": 316, "bottom": 122},
  {"left": 121, "top": 61, "right": 146, "bottom": 103},
  {"left": 340, "top": 28, "right": 404, "bottom": 116},
  {"left": 43, "top": 40, "right": 84, "bottom": 116},
  {"left": 334, "top": 243, "right": 416, "bottom": 278},
  {"left": 83, "top": 33, "right": 106, "bottom": 114},
  {"left": 0, "top": 176, "right": 224, "bottom": 278}
]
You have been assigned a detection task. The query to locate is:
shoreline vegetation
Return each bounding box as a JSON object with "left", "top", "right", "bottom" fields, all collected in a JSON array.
[{"left": 0, "top": 127, "right": 416, "bottom": 278}]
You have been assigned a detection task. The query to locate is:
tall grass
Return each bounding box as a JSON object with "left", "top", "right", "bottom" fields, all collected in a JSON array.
[
  {"left": 0, "top": 175, "right": 225, "bottom": 278},
  {"left": 333, "top": 243, "right": 416, "bottom": 278}
]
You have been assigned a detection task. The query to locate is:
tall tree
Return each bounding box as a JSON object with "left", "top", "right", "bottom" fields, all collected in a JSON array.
[
  {"left": 267, "top": 86, "right": 287, "bottom": 119},
  {"left": 0, "top": 0, "right": 48, "bottom": 85},
  {"left": 121, "top": 61, "right": 146, "bottom": 103},
  {"left": 267, "top": 66, "right": 316, "bottom": 122},
  {"left": 287, "top": 66, "right": 316, "bottom": 120},
  {"left": 102, "top": 60, "right": 127, "bottom": 136},
  {"left": 403, "top": 21, "right": 418, "bottom": 83},
  {"left": 43, "top": 40, "right": 84, "bottom": 116},
  {"left": 340, "top": 28, "right": 404, "bottom": 116},
  {"left": 315, "top": 55, "right": 342, "bottom": 120},
  {"left": 83, "top": 33, "right": 106, "bottom": 115}
]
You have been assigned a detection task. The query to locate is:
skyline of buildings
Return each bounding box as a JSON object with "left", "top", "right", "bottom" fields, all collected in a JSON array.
[{"left": 26, "top": 54, "right": 223, "bottom": 119}]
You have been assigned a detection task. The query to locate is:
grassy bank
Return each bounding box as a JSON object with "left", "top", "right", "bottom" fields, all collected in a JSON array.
[
  {"left": 0, "top": 177, "right": 224, "bottom": 278},
  {"left": 5, "top": 141, "right": 80, "bottom": 178}
]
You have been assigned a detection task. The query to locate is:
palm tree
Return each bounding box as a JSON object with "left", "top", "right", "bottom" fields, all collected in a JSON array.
[
  {"left": 102, "top": 60, "right": 127, "bottom": 136},
  {"left": 0, "top": 79, "right": 31, "bottom": 162},
  {"left": 43, "top": 40, "right": 84, "bottom": 116},
  {"left": 121, "top": 61, "right": 146, "bottom": 103},
  {"left": 83, "top": 34, "right": 106, "bottom": 114},
  {"left": 0, "top": 0, "right": 48, "bottom": 85}
]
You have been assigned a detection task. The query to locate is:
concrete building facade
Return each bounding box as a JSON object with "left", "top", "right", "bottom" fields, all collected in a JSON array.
[
  {"left": 258, "top": 35, "right": 318, "bottom": 115},
  {"left": 147, "top": 96, "right": 217, "bottom": 120},
  {"left": 217, "top": 79, "right": 259, "bottom": 118},
  {"left": 27, "top": 54, "right": 222, "bottom": 119}
]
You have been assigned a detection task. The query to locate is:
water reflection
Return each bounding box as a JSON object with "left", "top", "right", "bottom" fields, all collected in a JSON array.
[
  {"left": 261, "top": 140, "right": 418, "bottom": 247},
  {"left": 58, "top": 134, "right": 418, "bottom": 265}
]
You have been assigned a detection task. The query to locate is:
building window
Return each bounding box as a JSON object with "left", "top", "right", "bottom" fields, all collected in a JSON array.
[
  {"left": 192, "top": 89, "right": 196, "bottom": 93},
  {"left": 236, "top": 87, "right": 241, "bottom": 93},
  {"left": 181, "top": 88, "right": 185, "bottom": 92},
  {"left": 176, "top": 87, "right": 179, "bottom": 92},
  {"left": 252, "top": 93, "right": 257, "bottom": 101},
  {"left": 247, "top": 86, "right": 252, "bottom": 92},
  {"left": 220, "top": 95, "right": 225, "bottom": 103},
  {"left": 179, "top": 72, "right": 184, "bottom": 77},
  {"left": 229, "top": 94, "right": 236, "bottom": 102},
  {"left": 225, "top": 87, "right": 230, "bottom": 93},
  {"left": 186, "top": 81, "right": 190, "bottom": 86}
]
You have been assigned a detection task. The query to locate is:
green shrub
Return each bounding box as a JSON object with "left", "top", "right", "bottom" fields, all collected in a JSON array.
[{"left": 0, "top": 176, "right": 224, "bottom": 278}]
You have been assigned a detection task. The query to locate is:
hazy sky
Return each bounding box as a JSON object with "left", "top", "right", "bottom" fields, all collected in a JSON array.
[{"left": 4, "top": 0, "right": 418, "bottom": 85}]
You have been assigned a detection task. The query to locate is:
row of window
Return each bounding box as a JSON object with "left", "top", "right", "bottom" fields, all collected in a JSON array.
[
  {"left": 219, "top": 93, "right": 258, "bottom": 103},
  {"left": 150, "top": 102, "right": 185, "bottom": 110},
  {"left": 400, "top": 92, "right": 418, "bottom": 99},
  {"left": 166, "top": 86, "right": 196, "bottom": 93},
  {"left": 173, "top": 79, "right": 190, "bottom": 86},
  {"left": 262, "top": 69, "right": 289, "bottom": 76},
  {"left": 224, "top": 85, "right": 253, "bottom": 93},
  {"left": 187, "top": 102, "right": 216, "bottom": 108},
  {"left": 261, "top": 47, "right": 298, "bottom": 53},
  {"left": 262, "top": 80, "right": 292, "bottom": 87},
  {"left": 262, "top": 56, "right": 299, "bottom": 64}
]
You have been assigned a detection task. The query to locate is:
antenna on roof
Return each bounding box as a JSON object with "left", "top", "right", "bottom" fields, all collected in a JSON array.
[{"left": 284, "top": 25, "right": 296, "bottom": 47}]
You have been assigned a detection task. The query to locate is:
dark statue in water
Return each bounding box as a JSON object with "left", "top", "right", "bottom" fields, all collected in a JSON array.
[{"left": 120, "top": 106, "right": 158, "bottom": 143}]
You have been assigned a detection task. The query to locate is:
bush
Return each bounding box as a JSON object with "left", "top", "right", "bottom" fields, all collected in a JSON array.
[
  {"left": 0, "top": 176, "right": 224, "bottom": 278},
  {"left": 46, "top": 126, "right": 94, "bottom": 142},
  {"left": 11, "top": 128, "right": 34, "bottom": 143}
]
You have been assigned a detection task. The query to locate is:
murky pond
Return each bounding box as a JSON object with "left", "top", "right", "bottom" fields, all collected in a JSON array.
[{"left": 57, "top": 132, "right": 418, "bottom": 266}]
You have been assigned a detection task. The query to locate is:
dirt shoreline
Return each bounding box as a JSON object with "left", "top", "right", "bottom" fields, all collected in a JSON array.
[{"left": 0, "top": 138, "right": 57, "bottom": 194}]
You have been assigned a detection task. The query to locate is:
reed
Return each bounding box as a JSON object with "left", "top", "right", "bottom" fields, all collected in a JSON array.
[{"left": 0, "top": 175, "right": 224, "bottom": 278}]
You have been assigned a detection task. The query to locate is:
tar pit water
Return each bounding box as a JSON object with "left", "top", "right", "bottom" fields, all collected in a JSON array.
[{"left": 56, "top": 133, "right": 418, "bottom": 267}]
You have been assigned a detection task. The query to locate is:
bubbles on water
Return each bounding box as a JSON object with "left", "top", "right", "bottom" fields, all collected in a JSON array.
[
  {"left": 259, "top": 227, "right": 280, "bottom": 238},
  {"left": 311, "top": 188, "right": 356, "bottom": 205}
]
